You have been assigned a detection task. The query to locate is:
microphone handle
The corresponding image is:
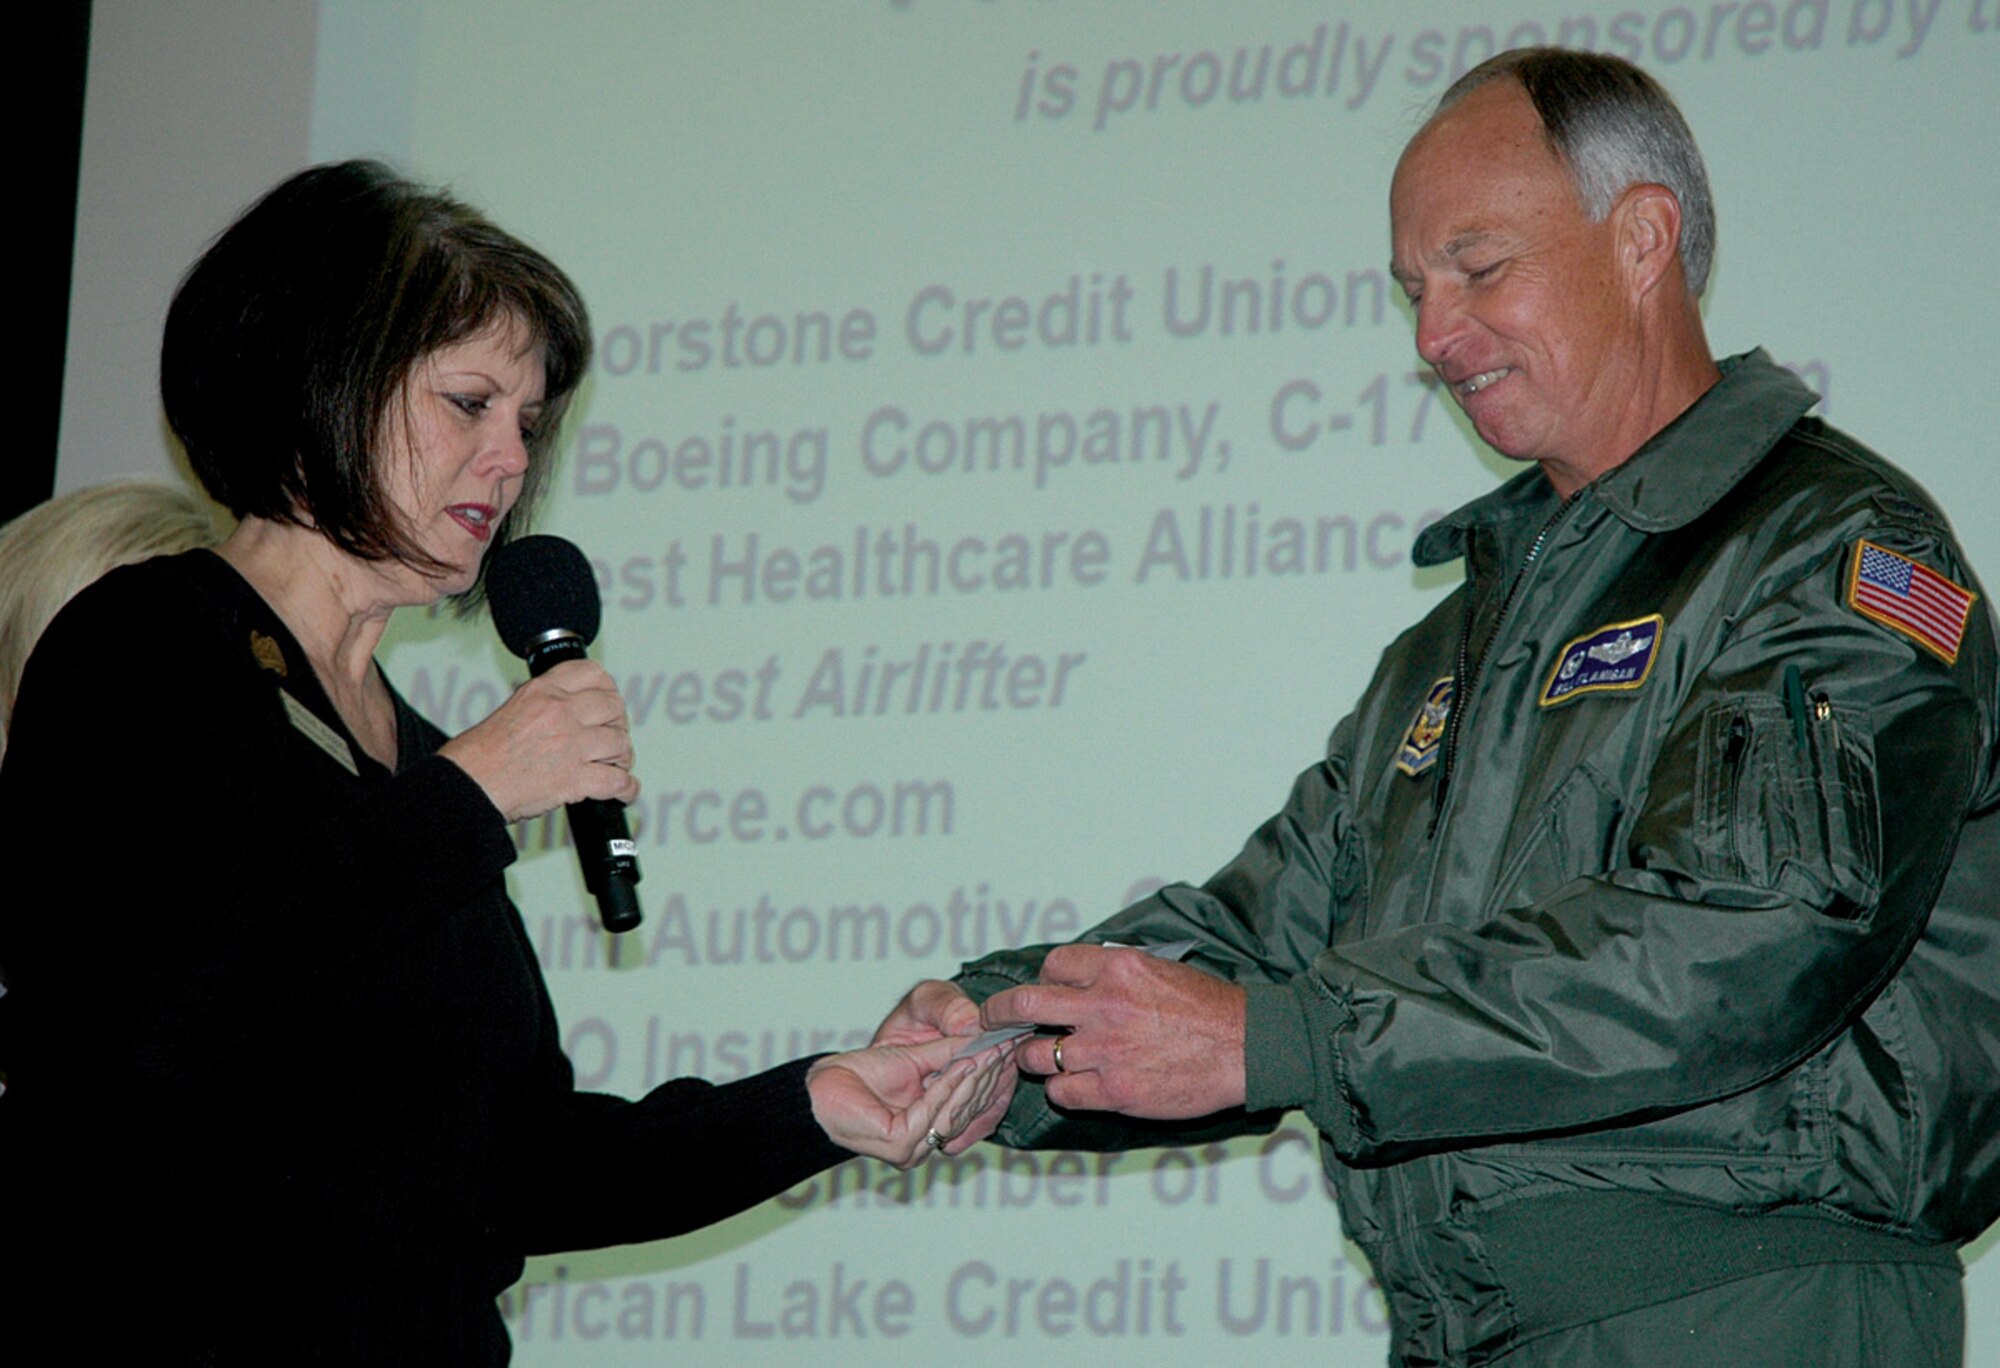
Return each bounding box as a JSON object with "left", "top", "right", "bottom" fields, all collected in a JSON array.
[
  {"left": 524, "top": 635, "right": 643, "bottom": 933},
  {"left": 568, "top": 799, "right": 643, "bottom": 933}
]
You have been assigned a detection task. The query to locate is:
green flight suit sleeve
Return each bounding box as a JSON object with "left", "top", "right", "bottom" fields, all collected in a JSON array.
[{"left": 1253, "top": 522, "right": 1996, "bottom": 1165}]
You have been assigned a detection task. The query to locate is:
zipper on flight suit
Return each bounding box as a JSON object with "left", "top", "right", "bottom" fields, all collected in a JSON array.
[
  {"left": 1428, "top": 493, "right": 1579, "bottom": 838},
  {"left": 1720, "top": 711, "right": 1752, "bottom": 871}
]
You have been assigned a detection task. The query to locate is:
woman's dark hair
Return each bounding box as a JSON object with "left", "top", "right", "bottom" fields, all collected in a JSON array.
[{"left": 161, "top": 160, "right": 591, "bottom": 598}]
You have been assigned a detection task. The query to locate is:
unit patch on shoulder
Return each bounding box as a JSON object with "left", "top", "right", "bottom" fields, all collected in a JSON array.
[
  {"left": 1846, "top": 539, "right": 1975, "bottom": 665},
  {"left": 1395, "top": 676, "right": 1454, "bottom": 777},
  {"left": 1540, "top": 614, "right": 1664, "bottom": 707}
]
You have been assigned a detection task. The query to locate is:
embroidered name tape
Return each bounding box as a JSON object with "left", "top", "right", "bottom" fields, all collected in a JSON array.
[
  {"left": 1846, "top": 539, "right": 1975, "bottom": 665},
  {"left": 1396, "top": 676, "right": 1454, "bottom": 777},
  {"left": 1540, "top": 614, "right": 1664, "bottom": 707}
]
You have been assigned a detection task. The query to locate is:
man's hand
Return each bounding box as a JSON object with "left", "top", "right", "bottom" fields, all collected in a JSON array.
[
  {"left": 980, "top": 944, "right": 1248, "bottom": 1119},
  {"left": 872, "top": 979, "right": 1017, "bottom": 1152}
]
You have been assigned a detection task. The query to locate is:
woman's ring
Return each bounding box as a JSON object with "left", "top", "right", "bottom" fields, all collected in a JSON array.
[{"left": 924, "top": 1128, "right": 947, "bottom": 1152}]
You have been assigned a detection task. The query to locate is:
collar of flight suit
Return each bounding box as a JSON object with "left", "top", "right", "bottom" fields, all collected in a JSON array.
[{"left": 1413, "top": 349, "right": 1820, "bottom": 568}]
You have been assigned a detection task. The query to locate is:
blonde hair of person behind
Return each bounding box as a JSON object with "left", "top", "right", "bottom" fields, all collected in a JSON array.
[{"left": 0, "top": 482, "right": 221, "bottom": 755}]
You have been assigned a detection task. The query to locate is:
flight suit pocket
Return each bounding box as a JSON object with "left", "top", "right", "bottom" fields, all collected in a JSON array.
[
  {"left": 1331, "top": 822, "right": 1370, "bottom": 920},
  {"left": 1696, "top": 695, "right": 1882, "bottom": 921},
  {"left": 1483, "top": 763, "right": 1625, "bottom": 919}
]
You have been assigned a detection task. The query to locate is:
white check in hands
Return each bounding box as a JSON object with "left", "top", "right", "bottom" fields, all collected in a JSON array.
[
  {"left": 805, "top": 1033, "right": 1018, "bottom": 1169},
  {"left": 870, "top": 940, "right": 1249, "bottom": 1147}
]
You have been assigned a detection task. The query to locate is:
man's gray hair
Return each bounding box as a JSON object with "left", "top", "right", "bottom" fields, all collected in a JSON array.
[{"left": 1437, "top": 48, "right": 1716, "bottom": 296}]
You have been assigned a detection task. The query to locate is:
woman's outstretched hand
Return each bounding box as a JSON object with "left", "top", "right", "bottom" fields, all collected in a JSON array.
[{"left": 806, "top": 1035, "right": 1017, "bottom": 1169}]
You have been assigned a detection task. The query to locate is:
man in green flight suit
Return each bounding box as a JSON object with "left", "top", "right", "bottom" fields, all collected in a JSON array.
[{"left": 880, "top": 47, "right": 1999, "bottom": 1367}]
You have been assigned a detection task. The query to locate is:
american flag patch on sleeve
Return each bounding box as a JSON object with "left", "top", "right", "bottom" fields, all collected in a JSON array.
[{"left": 1846, "top": 539, "right": 1977, "bottom": 664}]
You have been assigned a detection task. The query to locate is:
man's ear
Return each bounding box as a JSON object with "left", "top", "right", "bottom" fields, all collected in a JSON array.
[{"left": 1613, "top": 183, "right": 1684, "bottom": 301}]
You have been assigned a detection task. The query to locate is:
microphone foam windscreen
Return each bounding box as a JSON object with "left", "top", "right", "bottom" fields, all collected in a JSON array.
[{"left": 487, "top": 534, "right": 601, "bottom": 657}]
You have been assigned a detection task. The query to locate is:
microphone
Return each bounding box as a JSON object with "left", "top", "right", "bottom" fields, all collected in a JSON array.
[{"left": 487, "top": 535, "right": 643, "bottom": 933}]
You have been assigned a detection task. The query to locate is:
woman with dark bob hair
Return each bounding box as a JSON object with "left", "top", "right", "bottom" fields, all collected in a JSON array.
[{"left": 0, "top": 161, "right": 1006, "bottom": 1363}]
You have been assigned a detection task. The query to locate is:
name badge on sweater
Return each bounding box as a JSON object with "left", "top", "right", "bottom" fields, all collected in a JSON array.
[
  {"left": 1540, "top": 614, "right": 1664, "bottom": 707},
  {"left": 282, "top": 689, "right": 359, "bottom": 776}
]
